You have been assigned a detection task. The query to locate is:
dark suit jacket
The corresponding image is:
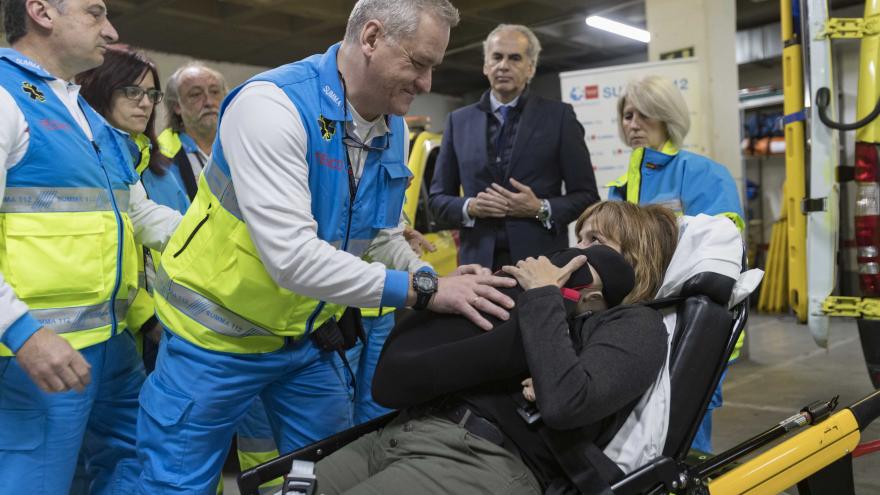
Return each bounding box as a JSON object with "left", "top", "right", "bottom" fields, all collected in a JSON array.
[{"left": 428, "top": 90, "right": 598, "bottom": 268}]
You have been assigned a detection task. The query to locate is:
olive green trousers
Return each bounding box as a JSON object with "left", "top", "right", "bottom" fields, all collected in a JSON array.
[{"left": 315, "top": 413, "right": 541, "bottom": 494}]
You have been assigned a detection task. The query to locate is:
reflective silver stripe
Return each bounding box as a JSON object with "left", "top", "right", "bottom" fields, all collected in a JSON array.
[
  {"left": 204, "top": 162, "right": 243, "bottom": 220},
  {"left": 30, "top": 299, "right": 128, "bottom": 334},
  {"left": 155, "top": 267, "right": 274, "bottom": 338},
  {"left": 1, "top": 187, "right": 130, "bottom": 213}
]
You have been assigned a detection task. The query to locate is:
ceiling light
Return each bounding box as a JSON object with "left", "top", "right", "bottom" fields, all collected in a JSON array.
[{"left": 585, "top": 15, "right": 651, "bottom": 43}]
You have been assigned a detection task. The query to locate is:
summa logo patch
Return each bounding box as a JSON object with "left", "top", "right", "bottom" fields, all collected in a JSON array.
[
  {"left": 15, "top": 58, "right": 43, "bottom": 71},
  {"left": 323, "top": 84, "right": 341, "bottom": 107},
  {"left": 318, "top": 115, "right": 336, "bottom": 141},
  {"left": 22, "top": 81, "right": 45, "bottom": 102}
]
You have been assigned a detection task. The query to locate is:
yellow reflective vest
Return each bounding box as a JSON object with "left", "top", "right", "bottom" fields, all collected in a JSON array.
[
  {"left": 125, "top": 134, "right": 157, "bottom": 334},
  {"left": 154, "top": 52, "right": 411, "bottom": 354},
  {"left": 0, "top": 50, "right": 140, "bottom": 355}
]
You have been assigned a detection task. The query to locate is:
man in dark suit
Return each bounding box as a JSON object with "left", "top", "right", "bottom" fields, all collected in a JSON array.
[{"left": 429, "top": 24, "right": 599, "bottom": 270}]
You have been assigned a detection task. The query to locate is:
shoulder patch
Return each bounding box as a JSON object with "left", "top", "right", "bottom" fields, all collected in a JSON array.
[
  {"left": 317, "top": 115, "right": 336, "bottom": 141},
  {"left": 21, "top": 81, "right": 45, "bottom": 102}
]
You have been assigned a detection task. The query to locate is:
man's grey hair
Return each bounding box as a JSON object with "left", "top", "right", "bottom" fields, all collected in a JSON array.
[
  {"left": 164, "top": 61, "right": 228, "bottom": 132},
  {"left": 483, "top": 24, "right": 542, "bottom": 67},
  {"left": 344, "top": 0, "right": 459, "bottom": 43},
  {"left": 3, "top": 0, "right": 66, "bottom": 44},
  {"left": 616, "top": 75, "right": 691, "bottom": 148}
]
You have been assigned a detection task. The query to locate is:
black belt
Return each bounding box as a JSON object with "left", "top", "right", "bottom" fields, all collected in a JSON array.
[{"left": 438, "top": 403, "right": 507, "bottom": 447}]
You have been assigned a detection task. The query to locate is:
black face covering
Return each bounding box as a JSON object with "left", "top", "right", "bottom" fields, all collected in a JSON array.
[{"left": 549, "top": 245, "right": 635, "bottom": 307}]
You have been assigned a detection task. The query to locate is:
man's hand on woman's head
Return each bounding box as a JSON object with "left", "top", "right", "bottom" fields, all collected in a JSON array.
[
  {"left": 428, "top": 272, "right": 517, "bottom": 330},
  {"left": 502, "top": 255, "right": 587, "bottom": 291}
]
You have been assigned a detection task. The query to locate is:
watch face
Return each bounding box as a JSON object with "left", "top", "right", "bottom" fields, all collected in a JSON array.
[{"left": 415, "top": 273, "right": 437, "bottom": 291}]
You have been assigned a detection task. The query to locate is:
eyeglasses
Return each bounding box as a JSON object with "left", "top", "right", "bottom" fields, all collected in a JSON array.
[
  {"left": 341, "top": 132, "right": 390, "bottom": 153},
  {"left": 340, "top": 77, "right": 390, "bottom": 153},
  {"left": 117, "top": 86, "right": 164, "bottom": 104}
]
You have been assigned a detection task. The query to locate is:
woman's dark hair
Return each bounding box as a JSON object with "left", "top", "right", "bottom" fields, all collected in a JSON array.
[{"left": 77, "top": 45, "right": 168, "bottom": 175}]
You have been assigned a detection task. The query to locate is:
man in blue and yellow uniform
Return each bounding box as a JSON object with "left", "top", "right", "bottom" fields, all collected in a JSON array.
[
  {"left": 136, "top": 0, "right": 519, "bottom": 492},
  {"left": 0, "top": 0, "right": 181, "bottom": 493},
  {"left": 156, "top": 61, "right": 228, "bottom": 205}
]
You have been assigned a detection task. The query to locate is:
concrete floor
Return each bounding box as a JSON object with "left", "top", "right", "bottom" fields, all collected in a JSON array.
[
  {"left": 715, "top": 313, "right": 880, "bottom": 493},
  {"left": 226, "top": 312, "right": 880, "bottom": 494}
]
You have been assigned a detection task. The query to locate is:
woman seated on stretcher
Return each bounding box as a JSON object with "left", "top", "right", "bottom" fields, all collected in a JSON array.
[{"left": 313, "top": 201, "right": 679, "bottom": 495}]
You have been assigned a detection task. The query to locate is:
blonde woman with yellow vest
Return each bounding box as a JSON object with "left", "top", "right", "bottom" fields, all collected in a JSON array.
[
  {"left": 607, "top": 75, "right": 745, "bottom": 455},
  {"left": 0, "top": 1, "right": 181, "bottom": 493}
]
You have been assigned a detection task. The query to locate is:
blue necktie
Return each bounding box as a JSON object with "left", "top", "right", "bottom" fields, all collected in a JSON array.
[
  {"left": 499, "top": 104, "right": 511, "bottom": 124},
  {"left": 495, "top": 105, "right": 512, "bottom": 160}
]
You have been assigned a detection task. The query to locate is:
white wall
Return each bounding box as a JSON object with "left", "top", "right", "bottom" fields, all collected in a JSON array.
[
  {"left": 647, "top": 0, "right": 742, "bottom": 186},
  {"left": 406, "top": 92, "right": 463, "bottom": 133},
  {"left": 142, "top": 48, "right": 267, "bottom": 130}
]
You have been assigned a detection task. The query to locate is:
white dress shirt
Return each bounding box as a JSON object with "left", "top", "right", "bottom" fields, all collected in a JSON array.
[{"left": 461, "top": 92, "right": 551, "bottom": 227}]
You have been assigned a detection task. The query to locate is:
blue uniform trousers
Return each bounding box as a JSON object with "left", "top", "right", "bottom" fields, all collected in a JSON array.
[
  {"left": 352, "top": 312, "right": 395, "bottom": 424},
  {"left": 137, "top": 329, "right": 355, "bottom": 494},
  {"left": 0, "top": 331, "right": 143, "bottom": 494},
  {"left": 691, "top": 368, "right": 729, "bottom": 453},
  {"left": 229, "top": 312, "right": 395, "bottom": 494}
]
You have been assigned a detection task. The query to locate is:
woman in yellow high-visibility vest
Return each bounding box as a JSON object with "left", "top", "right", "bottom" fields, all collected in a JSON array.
[
  {"left": 607, "top": 75, "right": 745, "bottom": 454},
  {"left": 78, "top": 47, "right": 188, "bottom": 370}
]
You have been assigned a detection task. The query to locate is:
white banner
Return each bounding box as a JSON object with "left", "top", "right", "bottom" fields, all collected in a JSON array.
[{"left": 560, "top": 58, "right": 706, "bottom": 198}]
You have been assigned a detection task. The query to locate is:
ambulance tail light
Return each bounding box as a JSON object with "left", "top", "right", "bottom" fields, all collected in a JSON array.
[
  {"left": 855, "top": 142, "right": 880, "bottom": 296},
  {"left": 856, "top": 142, "right": 879, "bottom": 182}
]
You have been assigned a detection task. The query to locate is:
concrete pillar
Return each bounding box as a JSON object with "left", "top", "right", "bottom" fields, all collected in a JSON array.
[
  {"left": 646, "top": 0, "right": 746, "bottom": 359},
  {"left": 646, "top": 0, "right": 742, "bottom": 185}
]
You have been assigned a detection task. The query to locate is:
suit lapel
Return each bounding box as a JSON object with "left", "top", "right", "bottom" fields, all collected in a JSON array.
[
  {"left": 467, "top": 108, "right": 498, "bottom": 181},
  {"left": 506, "top": 95, "right": 542, "bottom": 180}
]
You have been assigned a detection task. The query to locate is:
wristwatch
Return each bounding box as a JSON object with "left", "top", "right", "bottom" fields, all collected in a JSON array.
[
  {"left": 412, "top": 270, "right": 438, "bottom": 310},
  {"left": 536, "top": 199, "right": 551, "bottom": 224}
]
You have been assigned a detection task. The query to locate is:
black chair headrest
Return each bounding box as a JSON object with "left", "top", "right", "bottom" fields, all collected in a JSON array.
[{"left": 679, "top": 272, "right": 737, "bottom": 306}]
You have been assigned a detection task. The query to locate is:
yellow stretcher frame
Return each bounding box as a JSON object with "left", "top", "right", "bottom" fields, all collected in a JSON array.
[
  {"left": 405, "top": 130, "right": 458, "bottom": 276},
  {"left": 855, "top": 0, "right": 880, "bottom": 145},
  {"left": 708, "top": 409, "right": 861, "bottom": 494},
  {"left": 781, "top": 0, "right": 809, "bottom": 322}
]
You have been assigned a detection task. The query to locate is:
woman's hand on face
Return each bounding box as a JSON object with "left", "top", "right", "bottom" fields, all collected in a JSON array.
[
  {"left": 501, "top": 255, "right": 587, "bottom": 291},
  {"left": 522, "top": 378, "right": 536, "bottom": 402}
]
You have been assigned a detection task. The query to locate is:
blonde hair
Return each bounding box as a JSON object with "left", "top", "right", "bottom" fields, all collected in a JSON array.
[
  {"left": 617, "top": 75, "right": 691, "bottom": 148},
  {"left": 575, "top": 201, "right": 678, "bottom": 303}
]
